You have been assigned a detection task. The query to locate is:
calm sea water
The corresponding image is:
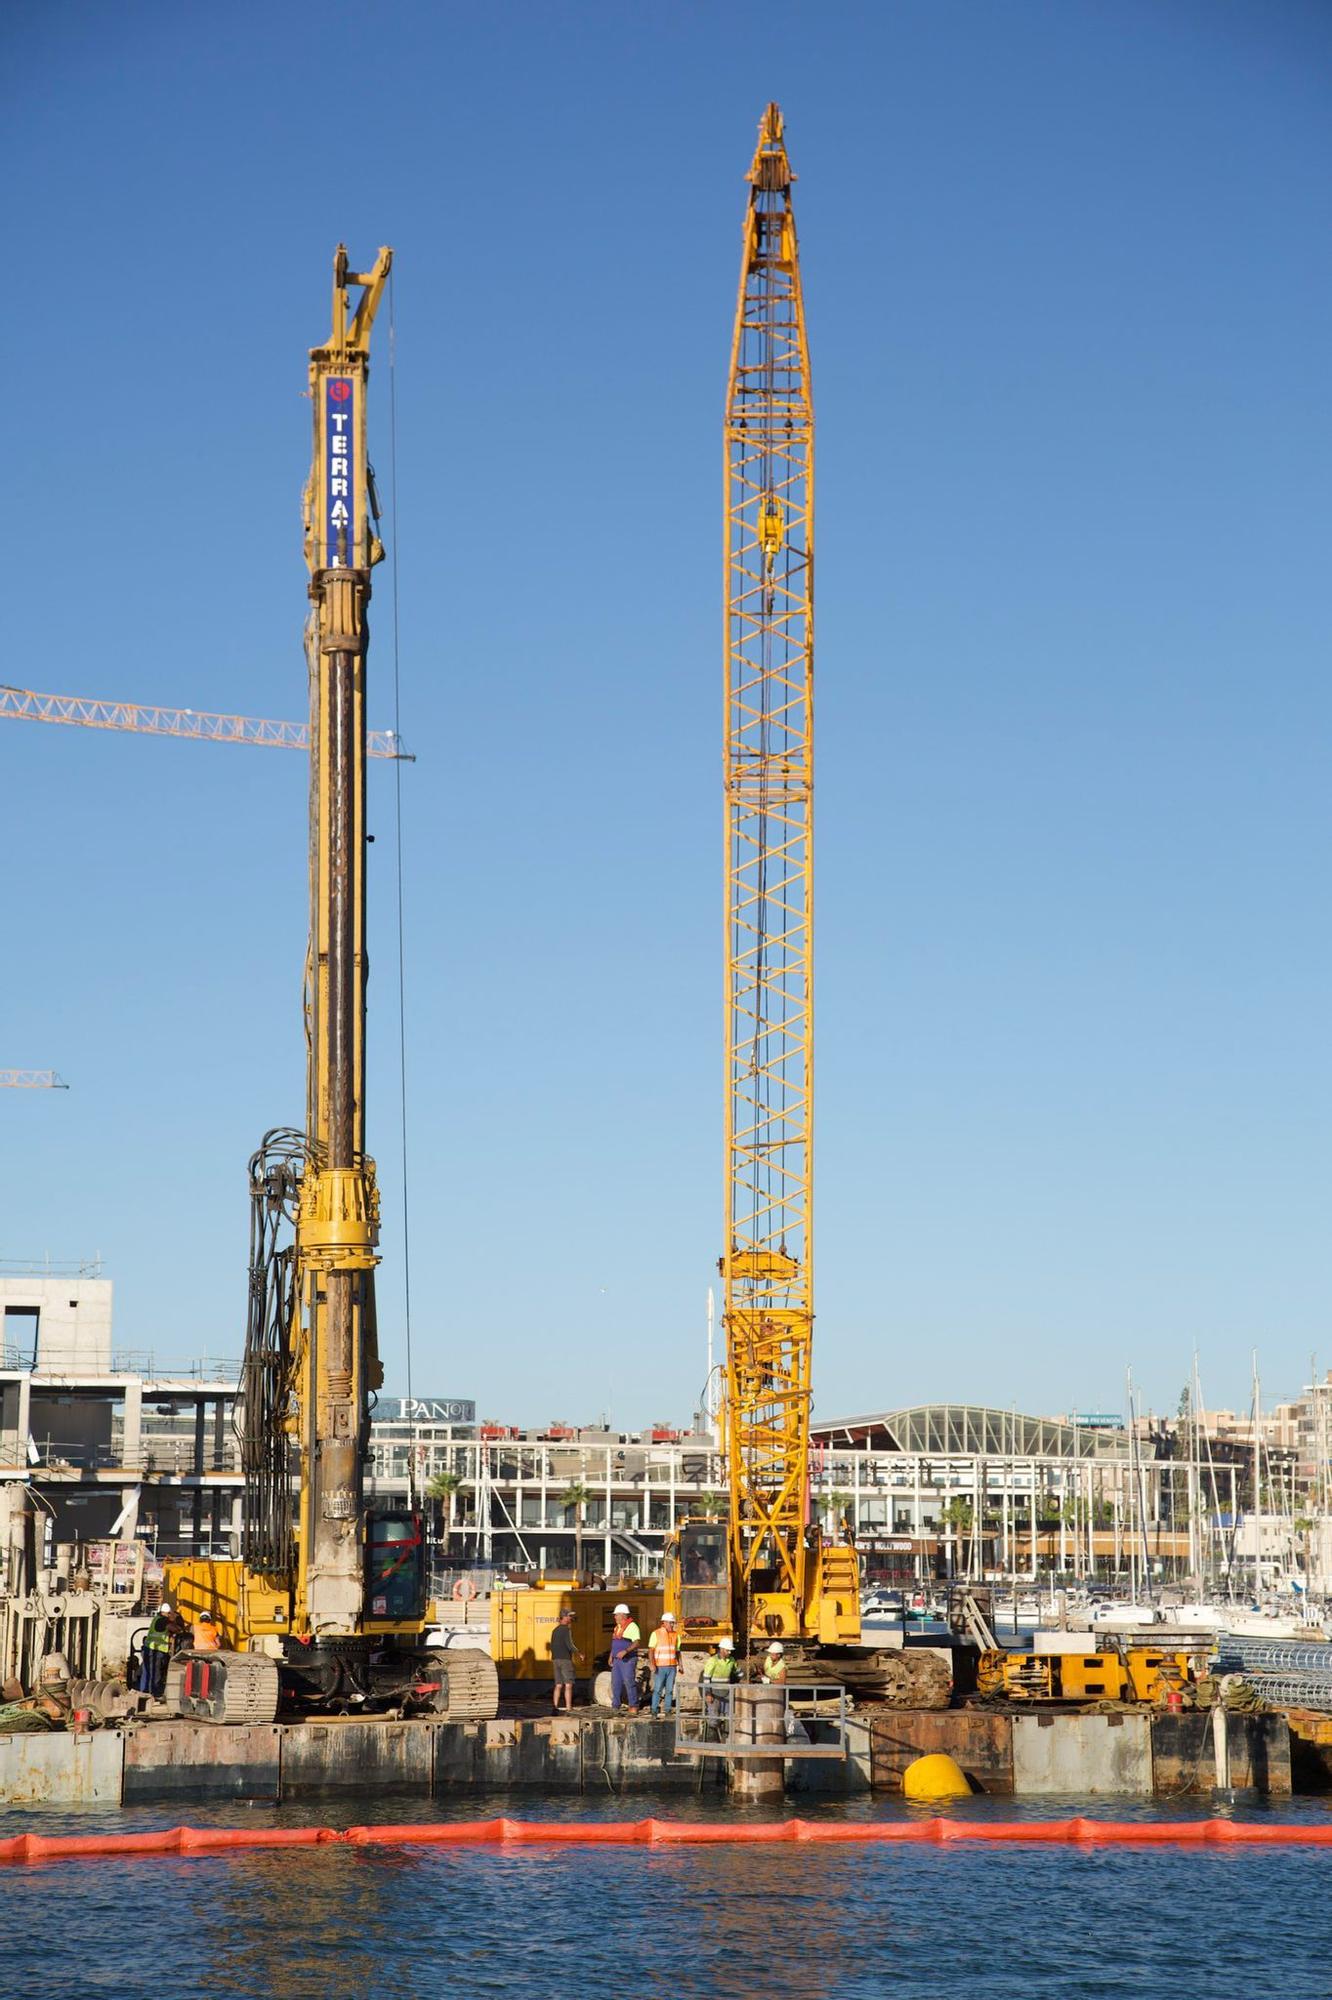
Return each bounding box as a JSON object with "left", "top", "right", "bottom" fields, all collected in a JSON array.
[{"left": 4, "top": 1794, "right": 1331, "bottom": 2000}]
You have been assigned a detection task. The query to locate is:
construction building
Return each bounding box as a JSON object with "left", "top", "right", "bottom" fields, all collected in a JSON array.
[{"left": 0, "top": 1270, "right": 241, "bottom": 1583}]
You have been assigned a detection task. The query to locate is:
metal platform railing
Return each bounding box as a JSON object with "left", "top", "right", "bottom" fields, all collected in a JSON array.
[
  {"left": 23, "top": 1438, "right": 241, "bottom": 1475},
  {"left": 674, "top": 1680, "right": 849, "bottom": 1760}
]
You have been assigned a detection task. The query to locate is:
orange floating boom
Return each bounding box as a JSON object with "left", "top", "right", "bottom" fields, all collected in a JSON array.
[{"left": 1, "top": 1816, "right": 1329, "bottom": 1864}]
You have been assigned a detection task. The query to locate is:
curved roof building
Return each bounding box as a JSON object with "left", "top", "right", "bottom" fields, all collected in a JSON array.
[{"left": 812, "top": 1404, "right": 1130, "bottom": 1459}]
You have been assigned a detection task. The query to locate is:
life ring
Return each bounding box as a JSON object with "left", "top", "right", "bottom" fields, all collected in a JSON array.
[{"left": 452, "top": 1578, "right": 477, "bottom": 1602}]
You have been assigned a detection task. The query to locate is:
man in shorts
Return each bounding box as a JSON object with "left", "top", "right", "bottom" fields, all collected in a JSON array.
[{"left": 550, "top": 1607, "right": 583, "bottom": 1711}]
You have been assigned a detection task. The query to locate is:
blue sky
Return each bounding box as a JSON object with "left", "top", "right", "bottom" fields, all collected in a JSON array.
[{"left": 5, "top": 1, "right": 1329, "bottom": 1427}]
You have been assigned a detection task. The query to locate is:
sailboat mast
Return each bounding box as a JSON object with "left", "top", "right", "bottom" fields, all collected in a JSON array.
[{"left": 1252, "top": 1350, "right": 1262, "bottom": 1598}]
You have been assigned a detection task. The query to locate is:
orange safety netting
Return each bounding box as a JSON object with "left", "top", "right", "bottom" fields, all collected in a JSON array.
[{"left": 1, "top": 1816, "right": 1331, "bottom": 1864}]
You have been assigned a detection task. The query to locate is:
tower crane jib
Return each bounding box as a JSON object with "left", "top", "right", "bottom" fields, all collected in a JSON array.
[{"left": 0, "top": 684, "right": 410, "bottom": 759}]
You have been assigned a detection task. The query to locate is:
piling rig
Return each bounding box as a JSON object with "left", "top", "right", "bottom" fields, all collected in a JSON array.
[{"left": 166, "top": 249, "right": 496, "bottom": 1723}]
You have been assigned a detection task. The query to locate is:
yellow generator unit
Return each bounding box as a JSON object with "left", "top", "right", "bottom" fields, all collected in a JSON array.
[{"left": 490, "top": 1581, "right": 664, "bottom": 1681}]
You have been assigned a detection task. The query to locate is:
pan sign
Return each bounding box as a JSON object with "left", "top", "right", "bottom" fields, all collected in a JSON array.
[
  {"left": 383, "top": 1398, "right": 476, "bottom": 1425},
  {"left": 324, "top": 376, "right": 355, "bottom": 564}
]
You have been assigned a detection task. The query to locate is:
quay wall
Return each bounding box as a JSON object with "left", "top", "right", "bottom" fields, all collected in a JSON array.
[
  {"left": 0, "top": 1709, "right": 1294, "bottom": 1808},
  {"left": 869, "top": 1710, "right": 1290, "bottom": 1798}
]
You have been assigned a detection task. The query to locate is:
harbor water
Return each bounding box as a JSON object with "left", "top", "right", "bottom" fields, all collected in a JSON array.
[{"left": 5, "top": 1794, "right": 1332, "bottom": 2000}]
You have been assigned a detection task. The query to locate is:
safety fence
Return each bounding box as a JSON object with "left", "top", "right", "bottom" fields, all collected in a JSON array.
[{"left": 4, "top": 1816, "right": 1332, "bottom": 1865}]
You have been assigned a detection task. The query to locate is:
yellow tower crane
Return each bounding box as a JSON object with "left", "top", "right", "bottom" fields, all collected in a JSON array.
[{"left": 0, "top": 1072, "right": 68, "bottom": 1089}]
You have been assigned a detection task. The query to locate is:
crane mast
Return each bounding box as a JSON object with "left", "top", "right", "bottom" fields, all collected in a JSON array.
[{"left": 723, "top": 105, "right": 816, "bottom": 1633}]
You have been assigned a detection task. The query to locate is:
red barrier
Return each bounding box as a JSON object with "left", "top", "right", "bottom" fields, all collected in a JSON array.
[{"left": 2, "top": 1816, "right": 1331, "bottom": 1865}]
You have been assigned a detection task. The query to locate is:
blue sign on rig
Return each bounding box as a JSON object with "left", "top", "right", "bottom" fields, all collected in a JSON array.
[{"left": 324, "top": 376, "right": 355, "bottom": 564}]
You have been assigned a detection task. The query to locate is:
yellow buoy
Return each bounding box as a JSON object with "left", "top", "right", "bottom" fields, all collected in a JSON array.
[{"left": 902, "top": 1752, "right": 971, "bottom": 1801}]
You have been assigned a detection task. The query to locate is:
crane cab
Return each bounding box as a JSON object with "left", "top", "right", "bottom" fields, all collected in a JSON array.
[{"left": 664, "top": 1521, "right": 731, "bottom": 1646}]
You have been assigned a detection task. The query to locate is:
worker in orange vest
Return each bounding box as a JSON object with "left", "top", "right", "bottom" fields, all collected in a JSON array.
[
  {"left": 647, "top": 1611, "right": 679, "bottom": 1717},
  {"left": 191, "top": 1612, "right": 222, "bottom": 1652}
]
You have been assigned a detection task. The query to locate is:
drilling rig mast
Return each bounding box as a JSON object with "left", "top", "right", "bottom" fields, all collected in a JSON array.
[{"left": 163, "top": 248, "right": 497, "bottom": 1720}]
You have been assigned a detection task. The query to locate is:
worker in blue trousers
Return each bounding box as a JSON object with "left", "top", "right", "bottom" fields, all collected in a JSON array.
[
  {"left": 609, "top": 1603, "right": 641, "bottom": 1713},
  {"left": 137, "top": 1602, "right": 176, "bottom": 1698}
]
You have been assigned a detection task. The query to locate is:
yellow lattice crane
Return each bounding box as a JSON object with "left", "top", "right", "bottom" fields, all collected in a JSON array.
[
  {"left": 722, "top": 101, "right": 824, "bottom": 1643},
  {"left": 663, "top": 108, "right": 859, "bottom": 1669},
  {"left": 0, "top": 1071, "right": 68, "bottom": 1089}
]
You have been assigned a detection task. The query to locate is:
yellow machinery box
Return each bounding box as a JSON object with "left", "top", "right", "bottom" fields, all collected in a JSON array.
[
  {"left": 1057, "top": 1652, "right": 1127, "bottom": 1701},
  {"left": 490, "top": 1580, "right": 664, "bottom": 1680}
]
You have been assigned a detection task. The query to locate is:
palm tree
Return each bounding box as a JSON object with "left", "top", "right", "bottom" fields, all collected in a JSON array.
[
  {"left": 940, "top": 1495, "right": 974, "bottom": 1570},
  {"left": 698, "top": 1490, "right": 723, "bottom": 1521},
  {"left": 561, "top": 1481, "right": 591, "bottom": 1581},
  {"left": 826, "top": 1490, "right": 853, "bottom": 1536},
  {"left": 427, "top": 1471, "right": 460, "bottom": 1562}
]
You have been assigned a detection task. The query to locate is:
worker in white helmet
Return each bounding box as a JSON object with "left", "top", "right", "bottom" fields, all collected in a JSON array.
[
  {"left": 761, "top": 1640, "right": 787, "bottom": 1686},
  {"left": 609, "top": 1602, "right": 641, "bottom": 1714},
  {"left": 647, "top": 1610, "right": 680, "bottom": 1717}
]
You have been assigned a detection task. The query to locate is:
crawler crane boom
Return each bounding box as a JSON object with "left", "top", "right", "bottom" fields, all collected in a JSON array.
[
  {"left": 667, "top": 111, "right": 945, "bottom": 1707},
  {"left": 721, "top": 102, "right": 820, "bottom": 1641},
  {"left": 667, "top": 107, "right": 857, "bottom": 1660}
]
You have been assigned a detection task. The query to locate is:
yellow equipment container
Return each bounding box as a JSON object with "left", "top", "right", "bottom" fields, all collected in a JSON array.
[
  {"left": 975, "top": 1644, "right": 1203, "bottom": 1706},
  {"left": 1124, "top": 1647, "right": 1195, "bottom": 1704},
  {"left": 490, "top": 1580, "right": 664, "bottom": 1681},
  {"left": 1058, "top": 1652, "right": 1129, "bottom": 1702}
]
